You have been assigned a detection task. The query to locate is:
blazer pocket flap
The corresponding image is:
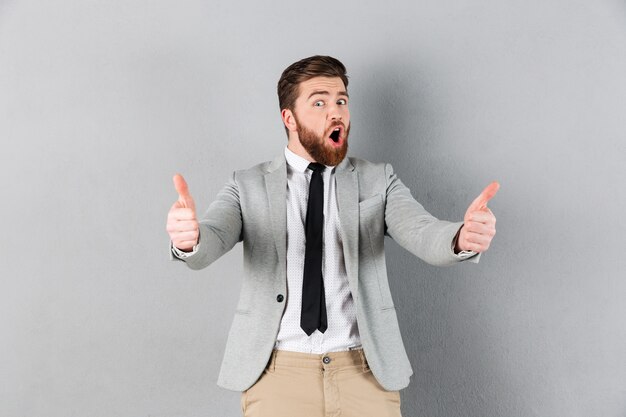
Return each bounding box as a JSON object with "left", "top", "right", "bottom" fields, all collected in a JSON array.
[{"left": 359, "top": 194, "right": 384, "bottom": 212}]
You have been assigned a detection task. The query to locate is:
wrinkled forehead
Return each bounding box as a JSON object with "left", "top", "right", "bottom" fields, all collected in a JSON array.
[{"left": 296, "top": 76, "right": 348, "bottom": 101}]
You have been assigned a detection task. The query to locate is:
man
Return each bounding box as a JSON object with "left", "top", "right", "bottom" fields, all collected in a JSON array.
[{"left": 166, "top": 55, "right": 498, "bottom": 417}]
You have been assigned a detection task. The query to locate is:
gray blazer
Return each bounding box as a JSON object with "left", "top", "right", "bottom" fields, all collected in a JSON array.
[{"left": 175, "top": 153, "right": 477, "bottom": 392}]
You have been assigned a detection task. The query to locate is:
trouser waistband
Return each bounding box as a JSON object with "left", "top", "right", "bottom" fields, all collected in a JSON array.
[{"left": 266, "top": 348, "right": 370, "bottom": 372}]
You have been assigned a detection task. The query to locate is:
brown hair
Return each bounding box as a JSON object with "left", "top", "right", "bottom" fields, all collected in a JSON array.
[{"left": 277, "top": 55, "right": 349, "bottom": 113}]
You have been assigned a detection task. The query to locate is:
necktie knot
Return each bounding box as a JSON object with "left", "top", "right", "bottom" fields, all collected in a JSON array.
[{"left": 308, "top": 163, "right": 326, "bottom": 173}]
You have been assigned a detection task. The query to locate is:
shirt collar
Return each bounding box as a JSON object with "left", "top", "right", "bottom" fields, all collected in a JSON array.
[{"left": 284, "top": 147, "right": 335, "bottom": 173}]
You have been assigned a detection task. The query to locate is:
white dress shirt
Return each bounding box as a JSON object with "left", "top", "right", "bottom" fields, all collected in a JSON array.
[{"left": 274, "top": 147, "right": 361, "bottom": 354}]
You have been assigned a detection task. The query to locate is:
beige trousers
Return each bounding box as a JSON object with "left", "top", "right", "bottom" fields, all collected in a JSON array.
[{"left": 240, "top": 349, "right": 402, "bottom": 417}]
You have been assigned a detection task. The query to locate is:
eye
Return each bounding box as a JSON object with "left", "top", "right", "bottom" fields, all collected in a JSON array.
[
  {"left": 337, "top": 98, "right": 347, "bottom": 105},
  {"left": 314, "top": 100, "right": 324, "bottom": 107}
]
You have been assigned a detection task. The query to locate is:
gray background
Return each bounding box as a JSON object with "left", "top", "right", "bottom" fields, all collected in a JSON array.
[{"left": 1, "top": 0, "right": 625, "bottom": 416}]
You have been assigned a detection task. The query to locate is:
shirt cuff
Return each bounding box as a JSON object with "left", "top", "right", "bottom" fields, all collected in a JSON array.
[
  {"left": 455, "top": 250, "right": 477, "bottom": 259},
  {"left": 171, "top": 242, "right": 199, "bottom": 259}
]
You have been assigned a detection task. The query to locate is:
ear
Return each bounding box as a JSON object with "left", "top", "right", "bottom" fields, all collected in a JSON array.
[{"left": 281, "top": 109, "right": 298, "bottom": 132}]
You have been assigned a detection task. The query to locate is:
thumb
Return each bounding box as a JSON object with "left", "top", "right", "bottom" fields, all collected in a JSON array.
[
  {"left": 467, "top": 181, "right": 500, "bottom": 212},
  {"left": 173, "top": 173, "right": 196, "bottom": 210}
]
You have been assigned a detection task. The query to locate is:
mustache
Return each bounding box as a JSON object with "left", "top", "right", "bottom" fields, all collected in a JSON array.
[{"left": 326, "top": 121, "right": 347, "bottom": 136}]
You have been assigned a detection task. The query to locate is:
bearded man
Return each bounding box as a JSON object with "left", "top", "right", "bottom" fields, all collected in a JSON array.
[{"left": 166, "top": 55, "right": 498, "bottom": 417}]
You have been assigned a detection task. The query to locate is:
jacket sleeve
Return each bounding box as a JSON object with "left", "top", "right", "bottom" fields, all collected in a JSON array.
[
  {"left": 383, "top": 163, "right": 479, "bottom": 266},
  {"left": 171, "top": 172, "right": 243, "bottom": 271}
]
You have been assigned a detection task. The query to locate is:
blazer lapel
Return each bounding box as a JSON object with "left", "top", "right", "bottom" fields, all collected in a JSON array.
[
  {"left": 265, "top": 155, "right": 287, "bottom": 270},
  {"left": 335, "top": 158, "right": 360, "bottom": 302}
]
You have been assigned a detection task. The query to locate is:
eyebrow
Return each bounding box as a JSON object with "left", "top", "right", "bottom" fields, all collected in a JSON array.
[{"left": 307, "top": 90, "right": 350, "bottom": 100}]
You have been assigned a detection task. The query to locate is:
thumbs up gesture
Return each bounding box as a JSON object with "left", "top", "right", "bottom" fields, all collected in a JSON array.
[
  {"left": 455, "top": 182, "right": 499, "bottom": 254},
  {"left": 166, "top": 174, "right": 199, "bottom": 251}
]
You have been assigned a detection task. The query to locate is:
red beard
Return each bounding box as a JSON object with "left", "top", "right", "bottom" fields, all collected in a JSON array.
[{"left": 295, "top": 119, "right": 350, "bottom": 166}]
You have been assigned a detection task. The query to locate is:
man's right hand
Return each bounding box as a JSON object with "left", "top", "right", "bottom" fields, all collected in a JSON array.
[{"left": 166, "top": 174, "right": 199, "bottom": 252}]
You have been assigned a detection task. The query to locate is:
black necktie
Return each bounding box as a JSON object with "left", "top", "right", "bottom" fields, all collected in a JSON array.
[{"left": 300, "top": 163, "right": 328, "bottom": 336}]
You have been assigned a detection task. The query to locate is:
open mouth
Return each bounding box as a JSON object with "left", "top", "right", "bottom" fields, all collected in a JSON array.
[{"left": 329, "top": 127, "right": 341, "bottom": 143}]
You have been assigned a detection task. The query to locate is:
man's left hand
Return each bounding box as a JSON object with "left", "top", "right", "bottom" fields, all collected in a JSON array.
[{"left": 456, "top": 182, "right": 499, "bottom": 253}]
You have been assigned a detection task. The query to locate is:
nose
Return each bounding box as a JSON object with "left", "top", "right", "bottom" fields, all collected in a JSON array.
[{"left": 328, "top": 104, "right": 343, "bottom": 121}]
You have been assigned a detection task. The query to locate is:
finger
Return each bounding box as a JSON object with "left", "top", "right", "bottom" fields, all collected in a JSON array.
[
  {"left": 463, "top": 222, "right": 496, "bottom": 237},
  {"left": 458, "top": 237, "right": 490, "bottom": 253},
  {"left": 468, "top": 181, "right": 500, "bottom": 212},
  {"left": 173, "top": 174, "right": 195, "bottom": 209},
  {"left": 463, "top": 232, "right": 492, "bottom": 246},
  {"left": 171, "top": 230, "right": 199, "bottom": 243},
  {"left": 166, "top": 220, "right": 199, "bottom": 233},
  {"left": 457, "top": 239, "right": 484, "bottom": 253},
  {"left": 172, "top": 240, "right": 198, "bottom": 251},
  {"left": 467, "top": 242, "right": 489, "bottom": 253},
  {"left": 173, "top": 173, "right": 189, "bottom": 198},
  {"left": 466, "top": 210, "right": 496, "bottom": 224},
  {"left": 168, "top": 207, "right": 196, "bottom": 221}
]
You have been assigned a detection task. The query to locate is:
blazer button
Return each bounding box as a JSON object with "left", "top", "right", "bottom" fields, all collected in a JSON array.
[{"left": 276, "top": 294, "right": 284, "bottom": 302}]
